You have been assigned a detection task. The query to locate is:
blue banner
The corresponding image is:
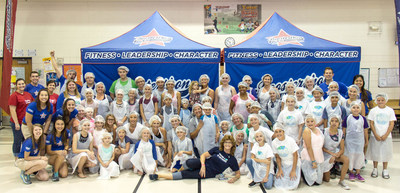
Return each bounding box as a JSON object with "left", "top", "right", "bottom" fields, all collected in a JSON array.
[
  {"left": 83, "top": 63, "right": 219, "bottom": 98},
  {"left": 226, "top": 62, "right": 359, "bottom": 95}
]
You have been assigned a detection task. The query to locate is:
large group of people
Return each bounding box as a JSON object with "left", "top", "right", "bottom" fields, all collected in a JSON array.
[{"left": 8, "top": 51, "right": 395, "bottom": 191}]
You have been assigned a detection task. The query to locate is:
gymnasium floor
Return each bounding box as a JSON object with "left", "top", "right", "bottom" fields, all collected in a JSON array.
[{"left": 1, "top": 127, "right": 399, "bottom": 193}]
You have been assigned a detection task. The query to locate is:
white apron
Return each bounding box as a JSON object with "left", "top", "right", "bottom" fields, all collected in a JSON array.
[
  {"left": 97, "top": 144, "right": 120, "bottom": 179},
  {"left": 67, "top": 132, "right": 98, "bottom": 174},
  {"left": 258, "top": 87, "right": 271, "bottom": 111},
  {"left": 115, "top": 78, "right": 133, "bottom": 101},
  {"left": 130, "top": 140, "right": 157, "bottom": 174},
  {"left": 117, "top": 137, "right": 134, "bottom": 170},
  {"left": 321, "top": 128, "right": 343, "bottom": 172},
  {"left": 141, "top": 95, "right": 155, "bottom": 124},
  {"left": 344, "top": 115, "right": 365, "bottom": 170},
  {"left": 95, "top": 95, "right": 111, "bottom": 119},
  {"left": 216, "top": 85, "right": 233, "bottom": 122},
  {"left": 234, "top": 94, "right": 252, "bottom": 122},
  {"left": 201, "top": 115, "right": 217, "bottom": 154},
  {"left": 151, "top": 128, "right": 166, "bottom": 166},
  {"left": 162, "top": 105, "right": 175, "bottom": 138}
]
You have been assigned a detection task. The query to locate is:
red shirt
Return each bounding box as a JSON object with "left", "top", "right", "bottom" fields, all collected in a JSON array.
[
  {"left": 49, "top": 93, "right": 59, "bottom": 114},
  {"left": 8, "top": 91, "right": 34, "bottom": 124}
]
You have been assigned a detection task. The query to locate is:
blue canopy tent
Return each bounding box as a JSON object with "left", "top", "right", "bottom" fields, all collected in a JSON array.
[
  {"left": 81, "top": 11, "right": 220, "bottom": 97},
  {"left": 224, "top": 12, "right": 361, "bottom": 95}
]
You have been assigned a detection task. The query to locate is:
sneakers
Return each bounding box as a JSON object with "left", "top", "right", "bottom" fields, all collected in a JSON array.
[
  {"left": 348, "top": 173, "right": 355, "bottom": 181},
  {"left": 52, "top": 172, "right": 60, "bottom": 182},
  {"left": 248, "top": 181, "right": 259, "bottom": 188},
  {"left": 382, "top": 170, "right": 390, "bottom": 179},
  {"left": 339, "top": 180, "right": 350, "bottom": 190},
  {"left": 20, "top": 171, "right": 31, "bottom": 185},
  {"left": 330, "top": 172, "right": 336, "bottom": 179},
  {"left": 371, "top": 168, "right": 378, "bottom": 178},
  {"left": 149, "top": 174, "right": 158, "bottom": 181},
  {"left": 356, "top": 174, "right": 365, "bottom": 182}
]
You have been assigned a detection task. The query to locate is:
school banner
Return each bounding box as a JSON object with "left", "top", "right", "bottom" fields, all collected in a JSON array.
[
  {"left": 1, "top": 0, "right": 18, "bottom": 114},
  {"left": 226, "top": 62, "right": 359, "bottom": 95},
  {"left": 83, "top": 62, "right": 219, "bottom": 98}
]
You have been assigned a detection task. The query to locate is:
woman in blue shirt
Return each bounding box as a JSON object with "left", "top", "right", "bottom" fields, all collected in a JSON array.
[
  {"left": 22, "top": 89, "right": 53, "bottom": 139},
  {"left": 53, "top": 98, "right": 78, "bottom": 134},
  {"left": 15, "top": 124, "right": 49, "bottom": 184},
  {"left": 149, "top": 135, "right": 241, "bottom": 184},
  {"left": 46, "top": 117, "right": 71, "bottom": 181}
]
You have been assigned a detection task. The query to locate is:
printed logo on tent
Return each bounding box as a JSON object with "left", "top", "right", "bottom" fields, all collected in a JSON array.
[
  {"left": 266, "top": 29, "right": 304, "bottom": 46},
  {"left": 133, "top": 28, "right": 173, "bottom": 46}
]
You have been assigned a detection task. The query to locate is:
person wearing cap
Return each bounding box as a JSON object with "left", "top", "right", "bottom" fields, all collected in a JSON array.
[
  {"left": 319, "top": 67, "right": 348, "bottom": 98},
  {"left": 188, "top": 103, "right": 203, "bottom": 158},
  {"left": 258, "top": 74, "right": 274, "bottom": 110},
  {"left": 195, "top": 102, "right": 219, "bottom": 155},
  {"left": 198, "top": 74, "right": 215, "bottom": 103},
  {"left": 321, "top": 115, "right": 350, "bottom": 190},
  {"left": 229, "top": 82, "right": 256, "bottom": 123},
  {"left": 161, "top": 79, "right": 182, "bottom": 115},
  {"left": 153, "top": 76, "right": 166, "bottom": 112},
  {"left": 50, "top": 51, "right": 82, "bottom": 93},
  {"left": 109, "top": 66, "right": 138, "bottom": 101},
  {"left": 344, "top": 85, "right": 366, "bottom": 117},
  {"left": 305, "top": 86, "right": 326, "bottom": 130},
  {"left": 324, "top": 81, "right": 346, "bottom": 107},
  {"left": 249, "top": 101, "right": 275, "bottom": 128},
  {"left": 242, "top": 75, "right": 257, "bottom": 99},
  {"left": 304, "top": 76, "right": 316, "bottom": 102},
  {"left": 170, "top": 126, "right": 194, "bottom": 172},
  {"left": 94, "top": 82, "right": 113, "bottom": 119},
  {"left": 110, "top": 89, "right": 129, "bottom": 126},
  {"left": 322, "top": 91, "right": 347, "bottom": 128},
  {"left": 214, "top": 73, "right": 237, "bottom": 122},
  {"left": 271, "top": 123, "right": 301, "bottom": 190},
  {"left": 81, "top": 72, "right": 96, "bottom": 99},
  {"left": 135, "top": 76, "right": 146, "bottom": 98},
  {"left": 366, "top": 93, "right": 395, "bottom": 179}
]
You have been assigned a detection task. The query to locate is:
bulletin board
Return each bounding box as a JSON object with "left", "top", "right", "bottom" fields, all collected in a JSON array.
[{"left": 378, "top": 68, "right": 400, "bottom": 87}]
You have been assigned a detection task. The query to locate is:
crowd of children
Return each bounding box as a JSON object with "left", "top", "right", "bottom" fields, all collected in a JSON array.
[{"left": 9, "top": 61, "right": 396, "bottom": 191}]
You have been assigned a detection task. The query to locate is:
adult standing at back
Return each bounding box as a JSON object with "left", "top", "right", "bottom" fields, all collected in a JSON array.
[
  {"left": 258, "top": 74, "right": 273, "bottom": 110},
  {"left": 319, "top": 67, "right": 347, "bottom": 98},
  {"left": 24, "top": 71, "right": 45, "bottom": 99},
  {"left": 199, "top": 74, "right": 215, "bottom": 103},
  {"left": 214, "top": 73, "right": 236, "bottom": 122},
  {"left": 50, "top": 51, "right": 82, "bottom": 93},
  {"left": 9, "top": 79, "right": 34, "bottom": 159},
  {"left": 109, "top": 66, "right": 137, "bottom": 101},
  {"left": 80, "top": 72, "right": 96, "bottom": 99}
]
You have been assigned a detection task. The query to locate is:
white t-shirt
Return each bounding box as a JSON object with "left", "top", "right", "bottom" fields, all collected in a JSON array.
[
  {"left": 251, "top": 142, "right": 275, "bottom": 174},
  {"left": 272, "top": 136, "right": 299, "bottom": 166},
  {"left": 368, "top": 106, "right": 396, "bottom": 137},
  {"left": 248, "top": 126, "right": 274, "bottom": 146},
  {"left": 277, "top": 109, "right": 304, "bottom": 140},
  {"left": 306, "top": 100, "right": 326, "bottom": 127},
  {"left": 296, "top": 99, "right": 309, "bottom": 117}
]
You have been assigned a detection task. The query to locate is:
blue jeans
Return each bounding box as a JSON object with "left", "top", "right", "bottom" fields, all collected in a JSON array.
[
  {"left": 247, "top": 159, "right": 274, "bottom": 189},
  {"left": 11, "top": 122, "right": 25, "bottom": 157}
]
